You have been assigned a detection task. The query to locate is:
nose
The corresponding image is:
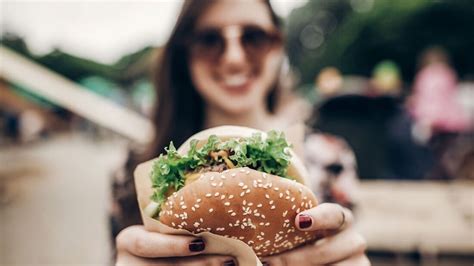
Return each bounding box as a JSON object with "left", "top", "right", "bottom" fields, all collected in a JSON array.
[{"left": 220, "top": 37, "right": 247, "bottom": 69}]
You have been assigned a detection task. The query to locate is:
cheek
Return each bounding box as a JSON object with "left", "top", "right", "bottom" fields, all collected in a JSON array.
[
  {"left": 190, "top": 60, "right": 213, "bottom": 95},
  {"left": 255, "top": 50, "right": 283, "bottom": 92}
]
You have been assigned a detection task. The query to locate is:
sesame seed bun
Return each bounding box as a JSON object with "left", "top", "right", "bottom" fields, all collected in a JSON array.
[
  {"left": 159, "top": 167, "right": 319, "bottom": 257},
  {"left": 177, "top": 125, "right": 310, "bottom": 186}
]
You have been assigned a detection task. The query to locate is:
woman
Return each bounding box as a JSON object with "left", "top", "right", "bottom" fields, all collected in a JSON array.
[{"left": 113, "top": 0, "right": 369, "bottom": 265}]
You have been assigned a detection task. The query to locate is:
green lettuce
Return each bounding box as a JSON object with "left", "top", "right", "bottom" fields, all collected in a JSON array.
[{"left": 150, "top": 131, "right": 293, "bottom": 206}]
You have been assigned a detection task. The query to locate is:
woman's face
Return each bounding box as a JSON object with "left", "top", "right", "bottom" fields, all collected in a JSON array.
[{"left": 189, "top": 0, "right": 283, "bottom": 115}]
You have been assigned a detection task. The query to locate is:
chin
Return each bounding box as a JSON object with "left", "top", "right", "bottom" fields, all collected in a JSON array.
[{"left": 219, "top": 102, "right": 256, "bottom": 115}]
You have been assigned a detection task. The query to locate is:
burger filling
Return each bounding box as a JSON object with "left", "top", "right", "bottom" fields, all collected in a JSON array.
[{"left": 150, "top": 131, "right": 293, "bottom": 210}]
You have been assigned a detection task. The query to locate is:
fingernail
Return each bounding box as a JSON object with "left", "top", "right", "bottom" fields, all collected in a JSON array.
[
  {"left": 262, "top": 261, "right": 270, "bottom": 266},
  {"left": 189, "top": 238, "right": 205, "bottom": 252},
  {"left": 298, "top": 214, "right": 312, "bottom": 229},
  {"left": 223, "top": 260, "right": 235, "bottom": 266}
]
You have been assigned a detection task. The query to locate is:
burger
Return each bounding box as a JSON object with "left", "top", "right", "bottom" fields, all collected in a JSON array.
[{"left": 145, "top": 126, "right": 319, "bottom": 257}]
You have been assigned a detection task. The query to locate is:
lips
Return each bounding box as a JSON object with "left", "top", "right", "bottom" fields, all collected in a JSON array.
[
  {"left": 220, "top": 74, "right": 253, "bottom": 94},
  {"left": 223, "top": 74, "right": 249, "bottom": 87}
]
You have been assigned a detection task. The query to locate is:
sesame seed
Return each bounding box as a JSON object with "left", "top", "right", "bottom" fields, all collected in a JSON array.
[
  {"left": 279, "top": 193, "right": 283, "bottom": 198},
  {"left": 228, "top": 195, "right": 234, "bottom": 199},
  {"left": 205, "top": 193, "right": 212, "bottom": 197},
  {"left": 238, "top": 182, "right": 244, "bottom": 187},
  {"left": 246, "top": 189, "right": 251, "bottom": 194},
  {"left": 269, "top": 200, "right": 274, "bottom": 205},
  {"left": 181, "top": 206, "right": 187, "bottom": 209},
  {"left": 274, "top": 187, "right": 280, "bottom": 191},
  {"left": 211, "top": 182, "right": 217, "bottom": 187},
  {"left": 231, "top": 212, "right": 236, "bottom": 216},
  {"left": 231, "top": 173, "right": 236, "bottom": 177},
  {"left": 224, "top": 202, "right": 230, "bottom": 206},
  {"left": 209, "top": 208, "right": 214, "bottom": 213},
  {"left": 265, "top": 194, "right": 270, "bottom": 199},
  {"left": 221, "top": 195, "right": 226, "bottom": 200},
  {"left": 282, "top": 210, "right": 288, "bottom": 217},
  {"left": 214, "top": 192, "right": 220, "bottom": 197},
  {"left": 257, "top": 203, "right": 262, "bottom": 208},
  {"left": 271, "top": 205, "right": 276, "bottom": 209},
  {"left": 220, "top": 175, "right": 226, "bottom": 179},
  {"left": 245, "top": 170, "right": 250, "bottom": 174},
  {"left": 218, "top": 181, "right": 223, "bottom": 187},
  {"left": 196, "top": 199, "right": 202, "bottom": 203},
  {"left": 242, "top": 185, "right": 248, "bottom": 190},
  {"left": 194, "top": 222, "right": 200, "bottom": 228},
  {"left": 240, "top": 191, "right": 245, "bottom": 197},
  {"left": 191, "top": 207, "right": 196, "bottom": 212},
  {"left": 248, "top": 202, "right": 254, "bottom": 206},
  {"left": 210, "top": 176, "right": 215, "bottom": 181}
]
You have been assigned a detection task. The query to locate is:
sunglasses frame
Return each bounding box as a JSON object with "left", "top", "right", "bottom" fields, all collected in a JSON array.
[{"left": 187, "top": 24, "right": 283, "bottom": 62}]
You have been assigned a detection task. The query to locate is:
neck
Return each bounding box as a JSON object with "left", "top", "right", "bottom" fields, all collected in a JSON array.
[{"left": 204, "top": 104, "right": 275, "bottom": 131}]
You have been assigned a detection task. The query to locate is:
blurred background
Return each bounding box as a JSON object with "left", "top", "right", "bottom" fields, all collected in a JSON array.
[{"left": 1, "top": 0, "right": 473, "bottom": 265}]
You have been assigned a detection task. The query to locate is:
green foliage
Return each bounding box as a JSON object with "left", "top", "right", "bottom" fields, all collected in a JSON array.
[
  {"left": 286, "top": 0, "right": 474, "bottom": 88},
  {"left": 150, "top": 131, "right": 293, "bottom": 207}
]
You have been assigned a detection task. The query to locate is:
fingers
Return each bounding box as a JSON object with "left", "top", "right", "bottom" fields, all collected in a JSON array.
[
  {"left": 261, "top": 229, "right": 366, "bottom": 265},
  {"left": 331, "top": 253, "right": 371, "bottom": 266},
  {"left": 295, "top": 203, "right": 353, "bottom": 231},
  {"left": 117, "top": 253, "right": 236, "bottom": 266},
  {"left": 309, "top": 229, "right": 367, "bottom": 265},
  {"left": 116, "top": 225, "right": 206, "bottom": 258},
  {"left": 153, "top": 255, "right": 236, "bottom": 266}
]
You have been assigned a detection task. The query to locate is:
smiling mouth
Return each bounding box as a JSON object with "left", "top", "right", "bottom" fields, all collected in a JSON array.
[{"left": 222, "top": 74, "right": 250, "bottom": 87}]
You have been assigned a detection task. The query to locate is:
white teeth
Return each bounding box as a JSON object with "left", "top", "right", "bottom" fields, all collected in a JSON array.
[{"left": 223, "top": 75, "right": 248, "bottom": 87}]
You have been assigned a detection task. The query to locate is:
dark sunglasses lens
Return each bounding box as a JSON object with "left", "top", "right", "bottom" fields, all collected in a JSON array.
[
  {"left": 241, "top": 27, "right": 278, "bottom": 55},
  {"left": 192, "top": 30, "right": 224, "bottom": 60}
]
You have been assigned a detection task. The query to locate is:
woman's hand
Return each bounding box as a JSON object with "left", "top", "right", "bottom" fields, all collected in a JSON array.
[
  {"left": 115, "top": 225, "right": 236, "bottom": 266},
  {"left": 261, "top": 203, "right": 369, "bottom": 266}
]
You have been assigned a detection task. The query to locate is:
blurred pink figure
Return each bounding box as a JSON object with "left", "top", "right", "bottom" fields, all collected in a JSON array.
[{"left": 409, "top": 63, "right": 471, "bottom": 137}]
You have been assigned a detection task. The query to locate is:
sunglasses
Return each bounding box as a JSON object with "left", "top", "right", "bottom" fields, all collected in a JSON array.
[{"left": 189, "top": 25, "right": 282, "bottom": 62}]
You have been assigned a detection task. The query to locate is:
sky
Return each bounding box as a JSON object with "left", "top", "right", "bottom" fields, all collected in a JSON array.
[{"left": 0, "top": 0, "right": 307, "bottom": 64}]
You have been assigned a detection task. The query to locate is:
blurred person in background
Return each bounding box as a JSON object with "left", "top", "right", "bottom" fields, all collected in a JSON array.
[
  {"left": 408, "top": 47, "right": 473, "bottom": 179},
  {"left": 112, "top": 0, "right": 368, "bottom": 265}
]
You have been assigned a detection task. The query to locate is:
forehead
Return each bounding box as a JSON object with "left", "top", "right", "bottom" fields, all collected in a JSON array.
[{"left": 196, "top": 0, "right": 274, "bottom": 29}]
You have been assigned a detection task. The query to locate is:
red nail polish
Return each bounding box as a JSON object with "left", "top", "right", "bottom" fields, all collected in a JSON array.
[
  {"left": 189, "top": 239, "right": 205, "bottom": 252},
  {"left": 299, "top": 214, "right": 312, "bottom": 229}
]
